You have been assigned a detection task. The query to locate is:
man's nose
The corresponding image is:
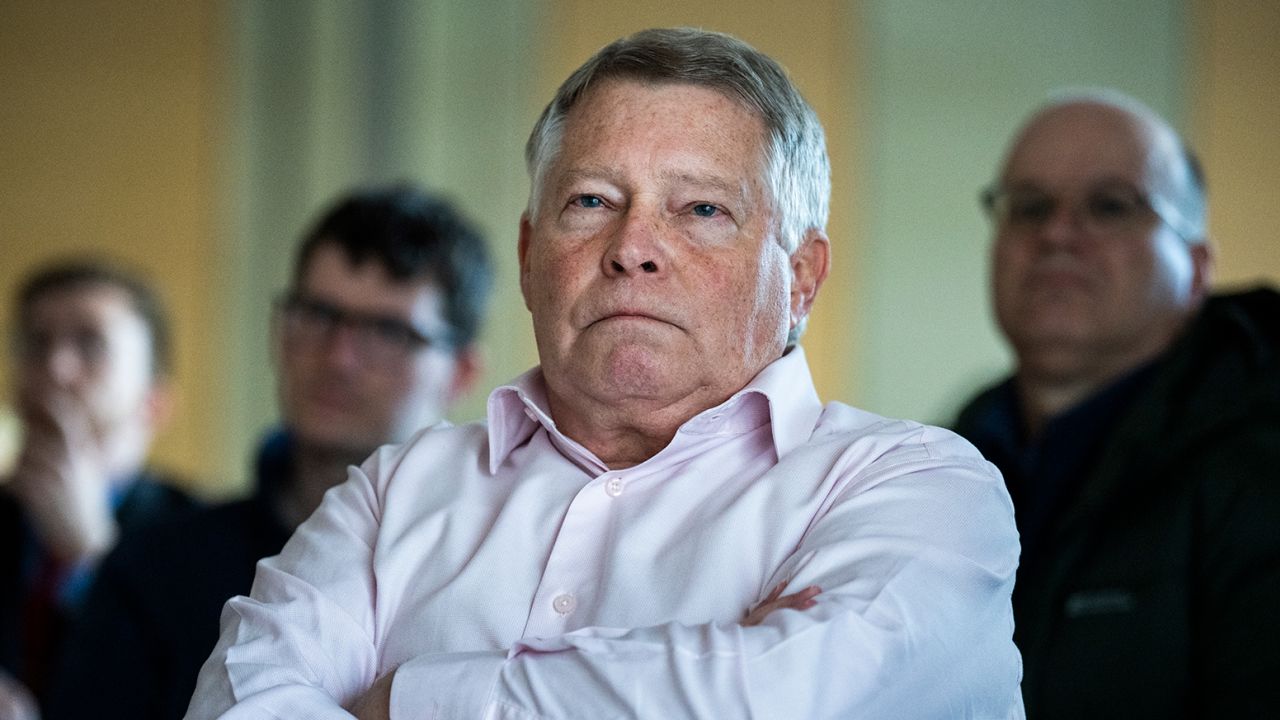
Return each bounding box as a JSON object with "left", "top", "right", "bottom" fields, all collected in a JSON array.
[
  {"left": 1034, "top": 201, "right": 1089, "bottom": 249},
  {"left": 603, "top": 209, "right": 667, "bottom": 277},
  {"left": 42, "top": 342, "right": 87, "bottom": 389},
  {"left": 317, "top": 323, "right": 365, "bottom": 370}
]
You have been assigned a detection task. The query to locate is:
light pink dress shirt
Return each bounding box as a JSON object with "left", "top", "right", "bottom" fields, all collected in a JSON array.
[{"left": 187, "top": 349, "right": 1024, "bottom": 718}]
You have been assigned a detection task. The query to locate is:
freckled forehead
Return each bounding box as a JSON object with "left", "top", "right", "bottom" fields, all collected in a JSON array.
[{"left": 554, "top": 79, "right": 770, "bottom": 186}]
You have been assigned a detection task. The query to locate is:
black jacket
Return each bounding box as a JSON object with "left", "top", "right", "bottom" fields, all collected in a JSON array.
[
  {"left": 46, "top": 432, "right": 294, "bottom": 720},
  {"left": 0, "top": 472, "right": 196, "bottom": 708},
  {"left": 955, "top": 288, "right": 1280, "bottom": 718}
]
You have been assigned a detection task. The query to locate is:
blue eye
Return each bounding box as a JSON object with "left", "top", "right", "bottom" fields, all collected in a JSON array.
[
  {"left": 574, "top": 195, "right": 604, "bottom": 209},
  {"left": 692, "top": 203, "right": 719, "bottom": 217}
]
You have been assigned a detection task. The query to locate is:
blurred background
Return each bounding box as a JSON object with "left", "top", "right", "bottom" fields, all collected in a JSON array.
[{"left": 2, "top": 0, "right": 1276, "bottom": 498}]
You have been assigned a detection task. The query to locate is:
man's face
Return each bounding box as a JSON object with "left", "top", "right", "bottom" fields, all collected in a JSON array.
[
  {"left": 16, "top": 284, "right": 158, "bottom": 440},
  {"left": 519, "top": 79, "right": 811, "bottom": 420},
  {"left": 275, "top": 243, "right": 471, "bottom": 455},
  {"left": 991, "top": 102, "right": 1208, "bottom": 379}
]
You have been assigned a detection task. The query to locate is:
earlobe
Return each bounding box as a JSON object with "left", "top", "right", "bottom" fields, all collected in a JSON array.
[
  {"left": 518, "top": 214, "right": 534, "bottom": 310},
  {"left": 447, "top": 347, "right": 482, "bottom": 405},
  {"left": 789, "top": 231, "right": 831, "bottom": 326},
  {"left": 144, "top": 380, "right": 176, "bottom": 433},
  {"left": 1188, "top": 241, "right": 1215, "bottom": 304}
]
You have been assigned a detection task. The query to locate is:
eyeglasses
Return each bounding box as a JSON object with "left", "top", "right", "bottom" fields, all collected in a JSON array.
[
  {"left": 276, "top": 293, "right": 451, "bottom": 367},
  {"left": 980, "top": 181, "right": 1194, "bottom": 241},
  {"left": 15, "top": 328, "right": 109, "bottom": 369}
]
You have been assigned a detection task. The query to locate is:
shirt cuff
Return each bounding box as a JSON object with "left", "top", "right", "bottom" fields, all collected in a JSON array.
[{"left": 391, "top": 650, "right": 505, "bottom": 719}]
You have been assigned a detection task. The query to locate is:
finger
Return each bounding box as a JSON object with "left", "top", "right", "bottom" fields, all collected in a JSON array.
[
  {"left": 761, "top": 586, "right": 823, "bottom": 614},
  {"left": 763, "top": 580, "right": 787, "bottom": 603}
]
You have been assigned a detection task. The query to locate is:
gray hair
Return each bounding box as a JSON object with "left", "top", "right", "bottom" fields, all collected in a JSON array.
[{"left": 524, "top": 27, "right": 831, "bottom": 257}]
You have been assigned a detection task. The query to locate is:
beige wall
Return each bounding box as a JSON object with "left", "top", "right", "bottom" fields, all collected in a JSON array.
[
  {"left": 1192, "top": 0, "right": 1280, "bottom": 288},
  {"left": 0, "top": 1, "right": 230, "bottom": 489},
  {"left": 2, "top": 1, "right": 1275, "bottom": 492}
]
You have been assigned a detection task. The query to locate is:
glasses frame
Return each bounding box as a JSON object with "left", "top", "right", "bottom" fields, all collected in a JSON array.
[
  {"left": 275, "top": 292, "right": 452, "bottom": 366},
  {"left": 979, "top": 182, "right": 1196, "bottom": 243}
]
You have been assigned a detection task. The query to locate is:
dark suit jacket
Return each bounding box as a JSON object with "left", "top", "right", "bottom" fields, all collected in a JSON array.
[
  {"left": 0, "top": 472, "right": 196, "bottom": 707},
  {"left": 47, "top": 432, "right": 294, "bottom": 720}
]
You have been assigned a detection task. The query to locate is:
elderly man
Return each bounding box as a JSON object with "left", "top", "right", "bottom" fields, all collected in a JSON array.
[
  {"left": 1, "top": 260, "right": 196, "bottom": 717},
  {"left": 47, "top": 186, "right": 491, "bottom": 720},
  {"left": 954, "top": 91, "right": 1280, "bottom": 717},
  {"left": 189, "top": 28, "right": 1023, "bottom": 718}
]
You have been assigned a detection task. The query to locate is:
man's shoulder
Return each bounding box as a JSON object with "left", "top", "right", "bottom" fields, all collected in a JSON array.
[
  {"left": 809, "top": 401, "right": 993, "bottom": 468},
  {"left": 115, "top": 471, "right": 203, "bottom": 533},
  {"left": 97, "top": 494, "right": 275, "bottom": 598},
  {"left": 1194, "top": 287, "right": 1280, "bottom": 375},
  {"left": 394, "top": 419, "right": 491, "bottom": 459},
  {"left": 364, "top": 420, "right": 492, "bottom": 485},
  {"left": 1148, "top": 286, "right": 1280, "bottom": 434}
]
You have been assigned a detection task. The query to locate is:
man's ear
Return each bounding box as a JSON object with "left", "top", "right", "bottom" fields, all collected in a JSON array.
[
  {"left": 143, "top": 378, "right": 176, "bottom": 434},
  {"left": 518, "top": 213, "right": 534, "bottom": 311},
  {"left": 446, "top": 345, "right": 483, "bottom": 405},
  {"left": 789, "top": 230, "right": 831, "bottom": 331},
  {"left": 1188, "top": 240, "right": 1215, "bottom": 305}
]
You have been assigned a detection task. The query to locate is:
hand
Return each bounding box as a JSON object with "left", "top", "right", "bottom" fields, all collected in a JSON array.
[
  {"left": 0, "top": 670, "right": 39, "bottom": 720},
  {"left": 9, "top": 390, "right": 118, "bottom": 565},
  {"left": 742, "top": 581, "right": 822, "bottom": 627},
  {"left": 348, "top": 669, "right": 394, "bottom": 720}
]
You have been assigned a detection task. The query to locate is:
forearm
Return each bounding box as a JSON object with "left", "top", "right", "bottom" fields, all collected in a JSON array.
[{"left": 385, "top": 573, "right": 1018, "bottom": 719}]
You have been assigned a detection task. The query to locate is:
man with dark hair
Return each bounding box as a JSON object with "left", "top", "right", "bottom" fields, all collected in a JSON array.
[
  {"left": 954, "top": 90, "right": 1280, "bottom": 717},
  {"left": 48, "top": 186, "right": 493, "bottom": 720},
  {"left": 1, "top": 259, "right": 195, "bottom": 717},
  {"left": 189, "top": 29, "right": 1022, "bottom": 718}
]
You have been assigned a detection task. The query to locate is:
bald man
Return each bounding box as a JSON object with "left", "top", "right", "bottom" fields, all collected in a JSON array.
[{"left": 954, "top": 91, "right": 1280, "bottom": 717}]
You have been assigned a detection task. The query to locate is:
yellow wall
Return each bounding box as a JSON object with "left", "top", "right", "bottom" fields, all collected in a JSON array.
[
  {"left": 1192, "top": 0, "right": 1280, "bottom": 288},
  {"left": 0, "top": 2, "right": 230, "bottom": 490}
]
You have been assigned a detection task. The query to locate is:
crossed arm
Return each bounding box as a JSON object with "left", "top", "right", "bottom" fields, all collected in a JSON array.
[
  {"left": 187, "top": 439, "right": 1021, "bottom": 718},
  {"left": 347, "top": 583, "right": 823, "bottom": 719}
]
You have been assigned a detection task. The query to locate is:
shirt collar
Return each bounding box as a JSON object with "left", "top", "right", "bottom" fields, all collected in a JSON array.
[{"left": 484, "top": 346, "right": 823, "bottom": 474}]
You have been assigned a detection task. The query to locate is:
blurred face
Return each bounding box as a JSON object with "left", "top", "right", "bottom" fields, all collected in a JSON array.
[
  {"left": 990, "top": 102, "right": 1210, "bottom": 381},
  {"left": 520, "top": 80, "right": 824, "bottom": 422},
  {"left": 16, "top": 284, "right": 158, "bottom": 440},
  {"left": 275, "top": 244, "right": 471, "bottom": 455}
]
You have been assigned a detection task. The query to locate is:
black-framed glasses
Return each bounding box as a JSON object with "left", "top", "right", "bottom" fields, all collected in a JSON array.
[
  {"left": 980, "top": 181, "right": 1194, "bottom": 241},
  {"left": 276, "top": 292, "right": 451, "bottom": 367}
]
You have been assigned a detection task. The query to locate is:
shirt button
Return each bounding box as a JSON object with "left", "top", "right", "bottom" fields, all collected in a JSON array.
[
  {"left": 605, "top": 477, "right": 624, "bottom": 497},
  {"left": 552, "top": 593, "right": 577, "bottom": 615}
]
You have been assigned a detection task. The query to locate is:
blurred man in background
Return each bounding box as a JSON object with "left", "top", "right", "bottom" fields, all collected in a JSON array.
[
  {"left": 1, "top": 260, "right": 196, "bottom": 718},
  {"left": 955, "top": 91, "right": 1280, "bottom": 717},
  {"left": 48, "top": 186, "right": 493, "bottom": 720}
]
